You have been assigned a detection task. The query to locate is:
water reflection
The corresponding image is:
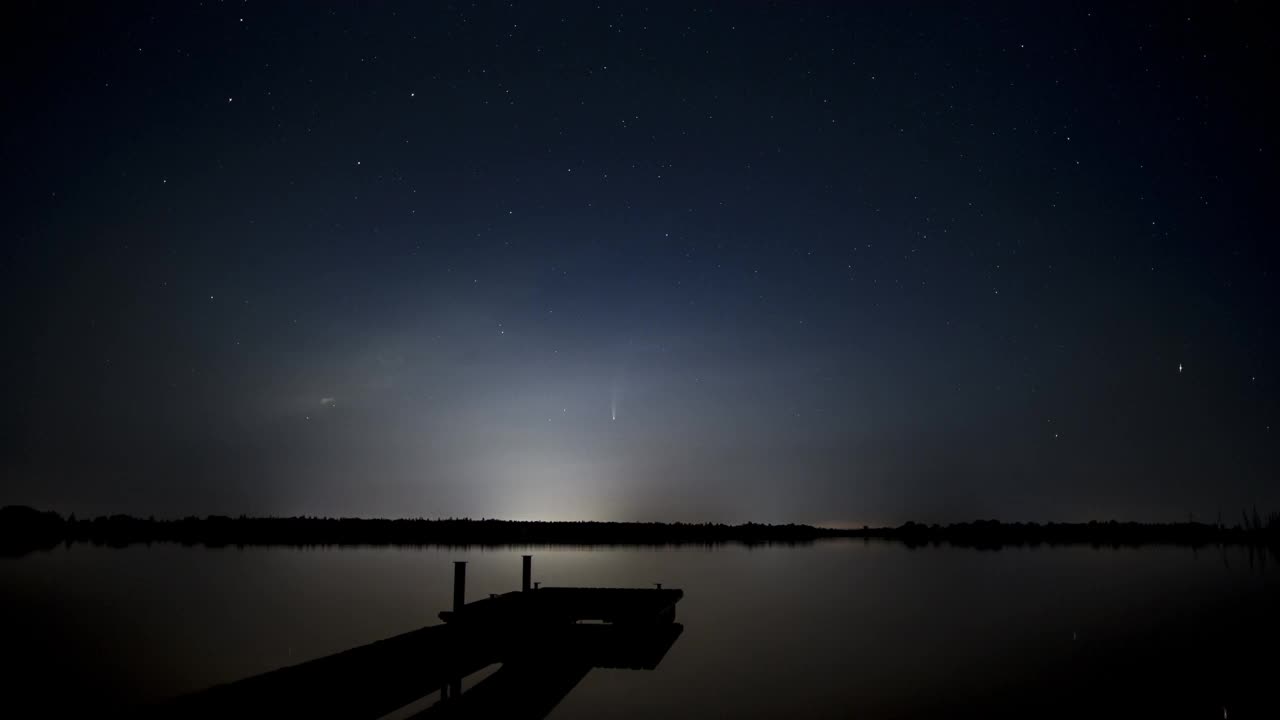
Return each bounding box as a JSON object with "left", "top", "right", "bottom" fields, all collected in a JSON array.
[
  {"left": 1, "top": 541, "right": 1277, "bottom": 717},
  {"left": 417, "top": 623, "right": 683, "bottom": 719}
]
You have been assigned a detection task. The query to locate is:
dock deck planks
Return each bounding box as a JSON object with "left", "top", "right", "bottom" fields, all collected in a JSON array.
[{"left": 162, "top": 568, "right": 683, "bottom": 719}]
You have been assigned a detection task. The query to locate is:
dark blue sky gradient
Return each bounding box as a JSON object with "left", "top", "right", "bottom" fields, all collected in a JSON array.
[{"left": 3, "top": 2, "right": 1276, "bottom": 523}]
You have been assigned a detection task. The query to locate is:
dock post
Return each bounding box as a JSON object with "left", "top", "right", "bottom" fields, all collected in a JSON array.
[
  {"left": 453, "top": 561, "right": 467, "bottom": 613},
  {"left": 522, "top": 555, "right": 532, "bottom": 592}
]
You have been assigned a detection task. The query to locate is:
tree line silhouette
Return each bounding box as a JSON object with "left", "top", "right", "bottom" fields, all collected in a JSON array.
[{"left": 2, "top": 505, "right": 1278, "bottom": 556}]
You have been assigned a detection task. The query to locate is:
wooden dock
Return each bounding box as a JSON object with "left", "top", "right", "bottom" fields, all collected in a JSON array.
[
  {"left": 440, "top": 586, "right": 683, "bottom": 626},
  {"left": 162, "top": 556, "right": 683, "bottom": 719}
]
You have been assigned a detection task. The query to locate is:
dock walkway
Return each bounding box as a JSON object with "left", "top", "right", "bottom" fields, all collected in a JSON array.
[{"left": 164, "top": 556, "right": 683, "bottom": 719}]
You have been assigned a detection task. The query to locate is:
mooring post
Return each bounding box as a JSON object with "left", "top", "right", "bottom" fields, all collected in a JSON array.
[
  {"left": 522, "top": 554, "right": 532, "bottom": 592},
  {"left": 453, "top": 561, "right": 467, "bottom": 613}
]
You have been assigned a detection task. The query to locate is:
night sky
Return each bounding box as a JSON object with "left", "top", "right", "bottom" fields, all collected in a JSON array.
[{"left": 3, "top": 2, "right": 1276, "bottom": 525}]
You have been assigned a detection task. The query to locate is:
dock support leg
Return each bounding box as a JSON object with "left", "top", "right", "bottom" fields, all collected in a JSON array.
[
  {"left": 522, "top": 555, "right": 532, "bottom": 592},
  {"left": 453, "top": 561, "right": 467, "bottom": 612}
]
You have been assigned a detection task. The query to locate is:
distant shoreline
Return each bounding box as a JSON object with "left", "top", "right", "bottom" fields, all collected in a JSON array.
[{"left": 2, "top": 505, "right": 1277, "bottom": 556}]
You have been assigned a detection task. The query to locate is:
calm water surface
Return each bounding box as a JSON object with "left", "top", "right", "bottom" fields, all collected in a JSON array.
[{"left": 2, "top": 541, "right": 1276, "bottom": 717}]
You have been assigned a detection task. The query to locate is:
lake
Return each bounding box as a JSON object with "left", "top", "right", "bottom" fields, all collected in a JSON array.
[{"left": 2, "top": 541, "right": 1276, "bottom": 717}]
